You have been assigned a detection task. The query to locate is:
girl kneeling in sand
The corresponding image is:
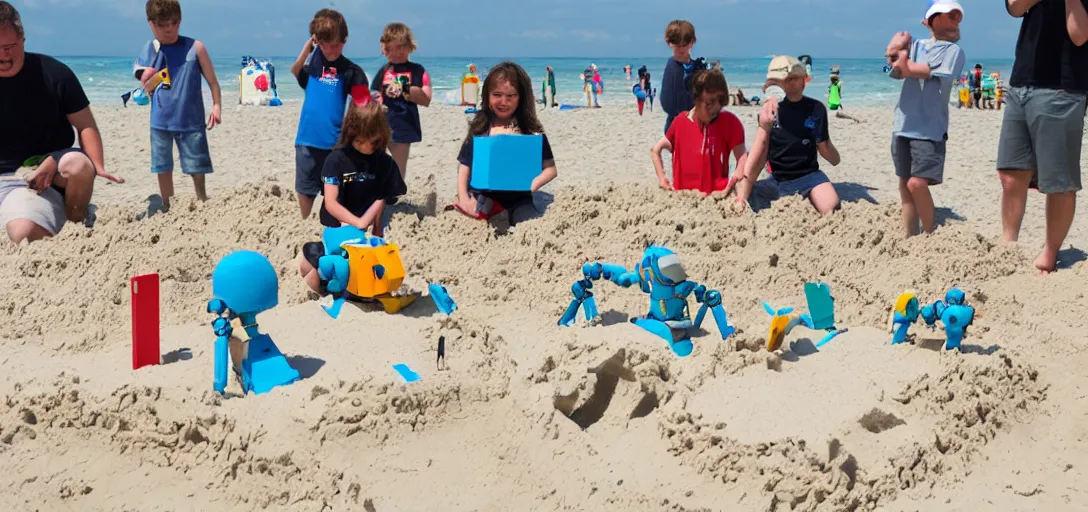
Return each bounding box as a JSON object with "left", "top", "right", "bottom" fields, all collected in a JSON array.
[
  {"left": 650, "top": 68, "right": 747, "bottom": 196},
  {"left": 451, "top": 61, "right": 558, "bottom": 226},
  {"left": 298, "top": 100, "right": 407, "bottom": 294},
  {"left": 734, "top": 56, "right": 842, "bottom": 215}
]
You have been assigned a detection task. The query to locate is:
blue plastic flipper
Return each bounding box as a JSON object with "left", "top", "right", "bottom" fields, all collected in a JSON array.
[
  {"left": 393, "top": 363, "right": 420, "bottom": 383},
  {"left": 242, "top": 334, "right": 300, "bottom": 395},
  {"left": 428, "top": 283, "right": 457, "bottom": 315},
  {"left": 322, "top": 296, "right": 346, "bottom": 319},
  {"left": 633, "top": 317, "right": 693, "bottom": 357}
]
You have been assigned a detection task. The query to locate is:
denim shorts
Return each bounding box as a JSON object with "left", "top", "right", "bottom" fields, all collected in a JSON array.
[
  {"left": 749, "top": 171, "right": 831, "bottom": 210},
  {"left": 996, "top": 87, "right": 1086, "bottom": 194},
  {"left": 151, "top": 128, "right": 213, "bottom": 175}
]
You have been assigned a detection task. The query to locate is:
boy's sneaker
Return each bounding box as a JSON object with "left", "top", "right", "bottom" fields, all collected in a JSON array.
[{"left": 386, "top": 196, "right": 400, "bottom": 205}]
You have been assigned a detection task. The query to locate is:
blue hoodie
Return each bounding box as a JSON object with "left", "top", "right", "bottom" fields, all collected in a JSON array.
[{"left": 661, "top": 56, "right": 707, "bottom": 132}]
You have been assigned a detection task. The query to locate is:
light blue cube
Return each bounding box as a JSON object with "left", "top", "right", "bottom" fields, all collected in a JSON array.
[{"left": 469, "top": 134, "right": 543, "bottom": 191}]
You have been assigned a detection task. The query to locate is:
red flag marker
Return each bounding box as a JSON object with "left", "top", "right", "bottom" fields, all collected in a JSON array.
[{"left": 131, "top": 274, "right": 160, "bottom": 370}]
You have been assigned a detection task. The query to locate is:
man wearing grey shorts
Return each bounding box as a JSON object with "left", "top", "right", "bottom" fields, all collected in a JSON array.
[
  {"left": 998, "top": 0, "right": 1088, "bottom": 273},
  {"left": 0, "top": 2, "right": 116, "bottom": 244}
]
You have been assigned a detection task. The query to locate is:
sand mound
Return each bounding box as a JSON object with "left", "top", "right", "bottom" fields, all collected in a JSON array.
[{"left": 0, "top": 179, "right": 1078, "bottom": 510}]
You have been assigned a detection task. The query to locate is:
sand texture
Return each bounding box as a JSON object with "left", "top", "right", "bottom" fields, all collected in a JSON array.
[{"left": 1, "top": 101, "right": 1086, "bottom": 511}]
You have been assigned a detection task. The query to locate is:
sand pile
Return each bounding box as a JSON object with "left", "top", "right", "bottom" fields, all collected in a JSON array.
[{"left": 0, "top": 175, "right": 1081, "bottom": 510}]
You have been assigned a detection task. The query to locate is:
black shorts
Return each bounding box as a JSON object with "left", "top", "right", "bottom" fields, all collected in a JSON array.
[
  {"left": 302, "top": 242, "right": 325, "bottom": 269},
  {"left": 295, "top": 145, "right": 331, "bottom": 197}
]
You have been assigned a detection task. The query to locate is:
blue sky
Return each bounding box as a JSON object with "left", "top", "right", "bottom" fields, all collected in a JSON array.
[{"left": 17, "top": 0, "right": 1020, "bottom": 59}]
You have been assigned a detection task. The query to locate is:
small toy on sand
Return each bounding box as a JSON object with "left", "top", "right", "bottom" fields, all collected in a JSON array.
[
  {"left": 890, "top": 291, "right": 921, "bottom": 345},
  {"left": 763, "top": 282, "right": 847, "bottom": 352},
  {"left": 131, "top": 273, "right": 161, "bottom": 370},
  {"left": 558, "top": 246, "right": 735, "bottom": 357},
  {"left": 428, "top": 283, "right": 457, "bottom": 315},
  {"left": 889, "top": 288, "right": 975, "bottom": 351},
  {"left": 315, "top": 226, "right": 419, "bottom": 318},
  {"left": 207, "top": 251, "right": 300, "bottom": 395},
  {"left": 763, "top": 302, "right": 803, "bottom": 352}
]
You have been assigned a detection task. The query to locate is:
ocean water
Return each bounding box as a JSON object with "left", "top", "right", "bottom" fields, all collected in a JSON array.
[{"left": 59, "top": 55, "right": 1016, "bottom": 108}]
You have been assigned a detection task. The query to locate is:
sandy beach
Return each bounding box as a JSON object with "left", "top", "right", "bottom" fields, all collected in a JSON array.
[{"left": 1, "top": 101, "right": 1086, "bottom": 511}]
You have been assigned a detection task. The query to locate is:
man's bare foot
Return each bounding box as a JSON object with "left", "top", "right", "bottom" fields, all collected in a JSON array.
[{"left": 1034, "top": 251, "right": 1058, "bottom": 274}]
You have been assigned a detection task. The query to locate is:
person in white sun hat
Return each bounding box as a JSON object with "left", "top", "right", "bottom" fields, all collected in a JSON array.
[{"left": 885, "top": 0, "right": 966, "bottom": 238}]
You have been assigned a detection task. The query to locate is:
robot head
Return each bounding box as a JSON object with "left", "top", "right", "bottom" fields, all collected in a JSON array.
[
  {"left": 642, "top": 246, "right": 687, "bottom": 285},
  {"left": 945, "top": 288, "right": 966, "bottom": 306},
  {"left": 212, "top": 250, "right": 279, "bottom": 315}
]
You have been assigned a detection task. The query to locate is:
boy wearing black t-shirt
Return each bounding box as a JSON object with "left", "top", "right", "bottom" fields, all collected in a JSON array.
[
  {"left": 735, "top": 56, "right": 842, "bottom": 214},
  {"left": 298, "top": 101, "right": 407, "bottom": 295}
]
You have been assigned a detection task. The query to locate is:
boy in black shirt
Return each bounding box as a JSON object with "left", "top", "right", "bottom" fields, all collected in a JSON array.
[
  {"left": 735, "top": 56, "right": 842, "bottom": 214},
  {"left": 997, "top": 0, "right": 1088, "bottom": 273}
]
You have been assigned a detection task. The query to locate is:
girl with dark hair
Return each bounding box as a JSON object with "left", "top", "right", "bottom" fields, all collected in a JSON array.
[{"left": 453, "top": 61, "right": 558, "bottom": 226}]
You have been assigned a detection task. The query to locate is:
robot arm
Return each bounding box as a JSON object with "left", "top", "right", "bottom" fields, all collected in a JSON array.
[
  {"left": 585, "top": 262, "right": 639, "bottom": 287},
  {"left": 559, "top": 262, "right": 637, "bottom": 326},
  {"left": 921, "top": 301, "right": 946, "bottom": 327},
  {"left": 691, "top": 283, "right": 735, "bottom": 339}
]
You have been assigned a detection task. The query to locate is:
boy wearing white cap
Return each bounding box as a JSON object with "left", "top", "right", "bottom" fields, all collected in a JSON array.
[
  {"left": 886, "top": 0, "right": 966, "bottom": 237},
  {"left": 734, "top": 55, "right": 842, "bottom": 214}
]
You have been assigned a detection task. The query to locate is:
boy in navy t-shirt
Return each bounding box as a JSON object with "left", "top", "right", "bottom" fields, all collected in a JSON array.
[
  {"left": 372, "top": 22, "right": 432, "bottom": 193},
  {"left": 134, "top": 0, "right": 223, "bottom": 210},
  {"left": 660, "top": 20, "right": 707, "bottom": 134},
  {"left": 289, "top": 8, "right": 367, "bottom": 219}
]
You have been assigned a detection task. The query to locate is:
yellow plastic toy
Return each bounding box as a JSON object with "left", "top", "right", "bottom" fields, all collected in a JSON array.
[
  {"left": 146, "top": 68, "right": 171, "bottom": 95},
  {"left": 767, "top": 312, "right": 802, "bottom": 352},
  {"left": 342, "top": 242, "right": 417, "bottom": 314}
]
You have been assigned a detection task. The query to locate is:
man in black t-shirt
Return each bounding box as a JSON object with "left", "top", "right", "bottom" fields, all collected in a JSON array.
[
  {"left": 997, "top": 0, "right": 1088, "bottom": 273},
  {"left": 0, "top": 2, "right": 114, "bottom": 244},
  {"left": 735, "top": 56, "right": 842, "bottom": 214}
]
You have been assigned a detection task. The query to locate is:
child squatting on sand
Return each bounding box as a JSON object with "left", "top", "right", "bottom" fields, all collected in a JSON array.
[
  {"left": 734, "top": 55, "right": 842, "bottom": 215},
  {"left": 373, "top": 22, "right": 432, "bottom": 191},
  {"left": 453, "top": 61, "right": 558, "bottom": 226},
  {"left": 290, "top": 8, "right": 368, "bottom": 220},
  {"left": 886, "top": 0, "right": 966, "bottom": 237},
  {"left": 650, "top": 68, "right": 747, "bottom": 196},
  {"left": 134, "top": 0, "right": 222, "bottom": 211},
  {"left": 297, "top": 100, "right": 408, "bottom": 295}
]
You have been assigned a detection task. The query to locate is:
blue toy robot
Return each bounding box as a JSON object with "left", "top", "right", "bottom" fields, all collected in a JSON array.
[
  {"left": 558, "top": 246, "right": 735, "bottom": 357},
  {"left": 891, "top": 288, "right": 975, "bottom": 351},
  {"left": 207, "top": 250, "right": 300, "bottom": 395}
]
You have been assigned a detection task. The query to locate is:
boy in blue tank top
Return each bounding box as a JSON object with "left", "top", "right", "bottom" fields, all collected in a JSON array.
[
  {"left": 133, "top": 0, "right": 222, "bottom": 211},
  {"left": 290, "top": 9, "right": 368, "bottom": 220}
]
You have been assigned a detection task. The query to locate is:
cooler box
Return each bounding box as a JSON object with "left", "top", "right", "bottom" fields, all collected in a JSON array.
[{"left": 469, "top": 134, "right": 543, "bottom": 191}]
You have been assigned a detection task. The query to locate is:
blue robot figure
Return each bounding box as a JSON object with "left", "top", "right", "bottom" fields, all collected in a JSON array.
[
  {"left": 890, "top": 292, "right": 921, "bottom": 345},
  {"left": 921, "top": 288, "right": 975, "bottom": 351},
  {"left": 207, "top": 250, "right": 300, "bottom": 395},
  {"left": 559, "top": 246, "right": 735, "bottom": 357},
  {"left": 889, "top": 288, "right": 974, "bottom": 351}
]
